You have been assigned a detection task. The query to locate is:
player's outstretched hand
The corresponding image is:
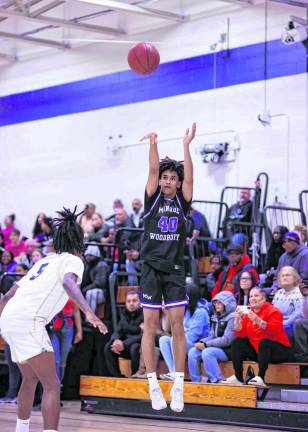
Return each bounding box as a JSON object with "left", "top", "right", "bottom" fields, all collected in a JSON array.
[
  {"left": 140, "top": 132, "right": 158, "bottom": 145},
  {"left": 183, "top": 122, "right": 196, "bottom": 147},
  {"left": 85, "top": 310, "right": 108, "bottom": 334}
]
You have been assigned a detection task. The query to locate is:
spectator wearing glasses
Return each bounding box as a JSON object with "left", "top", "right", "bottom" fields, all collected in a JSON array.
[
  {"left": 237, "top": 270, "right": 259, "bottom": 306},
  {"left": 272, "top": 232, "right": 308, "bottom": 290}
]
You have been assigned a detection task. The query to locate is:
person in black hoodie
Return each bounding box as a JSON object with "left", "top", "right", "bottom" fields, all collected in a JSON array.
[
  {"left": 104, "top": 291, "right": 143, "bottom": 376},
  {"left": 264, "top": 226, "right": 288, "bottom": 284}
]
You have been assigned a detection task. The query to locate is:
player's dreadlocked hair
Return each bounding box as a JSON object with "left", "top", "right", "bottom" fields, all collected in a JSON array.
[
  {"left": 159, "top": 157, "right": 184, "bottom": 182},
  {"left": 52, "top": 206, "right": 85, "bottom": 255}
]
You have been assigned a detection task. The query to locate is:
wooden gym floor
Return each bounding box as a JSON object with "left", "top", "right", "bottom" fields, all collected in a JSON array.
[{"left": 0, "top": 401, "right": 285, "bottom": 432}]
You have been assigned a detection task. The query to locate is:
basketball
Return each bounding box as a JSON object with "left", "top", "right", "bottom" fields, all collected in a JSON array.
[{"left": 127, "top": 42, "right": 160, "bottom": 75}]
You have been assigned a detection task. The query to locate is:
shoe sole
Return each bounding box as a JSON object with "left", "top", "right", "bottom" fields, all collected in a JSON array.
[
  {"left": 152, "top": 401, "right": 167, "bottom": 410},
  {"left": 170, "top": 403, "right": 184, "bottom": 413}
]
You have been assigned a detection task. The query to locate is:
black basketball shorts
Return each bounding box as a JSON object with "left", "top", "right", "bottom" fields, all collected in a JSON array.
[{"left": 140, "top": 262, "right": 188, "bottom": 309}]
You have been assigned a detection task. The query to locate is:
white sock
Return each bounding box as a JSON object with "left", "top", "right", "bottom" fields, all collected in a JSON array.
[
  {"left": 174, "top": 372, "right": 184, "bottom": 387},
  {"left": 147, "top": 372, "right": 159, "bottom": 389},
  {"left": 15, "top": 418, "right": 30, "bottom": 432}
]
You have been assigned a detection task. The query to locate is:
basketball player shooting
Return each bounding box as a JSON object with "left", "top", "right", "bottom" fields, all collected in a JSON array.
[
  {"left": 0, "top": 207, "right": 107, "bottom": 432},
  {"left": 140, "top": 123, "right": 196, "bottom": 412}
]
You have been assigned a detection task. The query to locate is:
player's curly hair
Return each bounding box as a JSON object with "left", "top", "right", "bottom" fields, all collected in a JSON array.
[
  {"left": 52, "top": 206, "right": 85, "bottom": 254},
  {"left": 159, "top": 157, "right": 184, "bottom": 182}
]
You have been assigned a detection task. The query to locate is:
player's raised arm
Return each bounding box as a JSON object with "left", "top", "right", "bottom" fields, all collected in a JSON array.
[
  {"left": 63, "top": 272, "right": 108, "bottom": 334},
  {"left": 182, "top": 123, "right": 196, "bottom": 202},
  {"left": 141, "top": 132, "right": 159, "bottom": 197}
]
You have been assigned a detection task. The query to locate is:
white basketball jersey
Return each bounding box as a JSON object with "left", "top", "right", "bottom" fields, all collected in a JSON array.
[{"left": 0, "top": 252, "right": 84, "bottom": 333}]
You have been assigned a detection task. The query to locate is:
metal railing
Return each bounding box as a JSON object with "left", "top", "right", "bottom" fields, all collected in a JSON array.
[
  {"left": 191, "top": 200, "right": 228, "bottom": 238},
  {"left": 299, "top": 190, "right": 308, "bottom": 226}
]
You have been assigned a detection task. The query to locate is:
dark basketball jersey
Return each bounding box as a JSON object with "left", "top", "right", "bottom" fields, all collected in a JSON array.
[{"left": 140, "top": 186, "right": 191, "bottom": 273}]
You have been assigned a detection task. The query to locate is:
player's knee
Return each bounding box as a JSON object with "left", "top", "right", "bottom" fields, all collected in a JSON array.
[{"left": 170, "top": 319, "right": 184, "bottom": 335}]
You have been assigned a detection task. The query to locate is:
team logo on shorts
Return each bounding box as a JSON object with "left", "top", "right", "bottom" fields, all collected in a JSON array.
[{"left": 143, "top": 293, "right": 153, "bottom": 300}]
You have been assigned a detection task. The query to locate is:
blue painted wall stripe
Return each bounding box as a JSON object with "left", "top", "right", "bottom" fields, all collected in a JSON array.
[{"left": 0, "top": 38, "right": 306, "bottom": 127}]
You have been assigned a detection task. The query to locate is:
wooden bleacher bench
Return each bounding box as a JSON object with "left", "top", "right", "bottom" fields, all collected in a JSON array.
[
  {"left": 119, "top": 358, "right": 308, "bottom": 386},
  {"left": 80, "top": 375, "right": 258, "bottom": 408}
]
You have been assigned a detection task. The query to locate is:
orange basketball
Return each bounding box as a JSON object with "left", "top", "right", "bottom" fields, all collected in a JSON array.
[{"left": 128, "top": 42, "right": 160, "bottom": 75}]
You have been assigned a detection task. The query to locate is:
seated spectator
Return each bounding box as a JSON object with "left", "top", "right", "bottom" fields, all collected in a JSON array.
[
  {"left": 188, "top": 291, "right": 236, "bottom": 383},
  {"left": 159, "top": 284, "right": 210, "bottom": 380},
  {"left": 223, "top": 189, "right": 252, "bottom": 238},
  {"left": 0, "top": 252, "right": 17, "bottom": 294},
  {"left": 104, "top": 291, "right": 143, "bottom": 377},
  {"left": 125, "top": 248, "right": 142, "bottom": 286},
  {"left": 294, "top": 224, "right": 308, "bottom": 246},
  {"left": 128, "top": 198, "right": 144, "bottom": 229},
  {"left": 237, "top": 270, "right": 259, "bottom": 306},
  {"left": 30, "top": 248, "right": 44, "bottom": 267},
  {"left": 293, "top": 279, "right": 308, "bottom": 362},
  {"left": 1, "top": 214, "right": 16, "bottom": 245},
  {"left": 32, "top": 212, "right": 46, "bottom": 240},
  {"left": 5, "top": 229, "right": 27, "bottom": 261},
  {"left": 51, "top": 299, "right": 83, "bottom": 381},
  {"left": 263, "top": 225, "right": 289, "bottom": 287},
  {"left": 204, "top": 255, "right": 226, "bottom": 299},
  {"left": 87, "top": 213, "right": 109, "bottom": 243},
  {"left": 79, "top": 203, "right": 96, "bottom": 238},
  {"left": 186, "top": 207, "right": 211, "bottom": 257},
  {"left": 222, "top": 287, "right": 292, "bottom": 388},
  {"left": 81, "top": 245, "right": 108, "bottom": 313},
  {"left": 105, "top": 199, "right": 125, "bottom": 225},
  {"left": 272, "top": 231, "right": 308, "bottom": 289},
  {"left": 272, "top": 266, "right": 303, "bottom": 339},
  {"left": 40, "top": 217, "right": 53, "bottom": 243},
  {"left": 211, "top": 244, "right": 259, "bottom": 299}
]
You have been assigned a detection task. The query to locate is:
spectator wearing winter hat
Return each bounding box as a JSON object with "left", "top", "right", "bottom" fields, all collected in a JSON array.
[
  {"left": 211, "top": 244, "right": 259, "bottom": 299},
  {"left": 272, "top": 231, "right": 308, "bottom": 290},
  {"left": 81, "top": 245, "right": 109, "bottom": 313}
]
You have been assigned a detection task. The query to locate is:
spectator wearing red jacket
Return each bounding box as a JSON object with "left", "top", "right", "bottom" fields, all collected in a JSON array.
[
  {"left": 222, "top": 287, "right": 292, "bottom": 387},
  {"left": 211, "top": 244, "right": 259, "bottom": 299}
]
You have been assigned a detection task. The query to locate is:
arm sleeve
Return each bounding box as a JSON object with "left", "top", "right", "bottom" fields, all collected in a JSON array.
[
  {"left": 235, "top": 316, "right": 248, "bottom": 338},
  {"left": 283, "top": 295, "right": 303, "bottom": 326},
  {"left": 59, "top": 255, "right": 84, "bottom": 284}
]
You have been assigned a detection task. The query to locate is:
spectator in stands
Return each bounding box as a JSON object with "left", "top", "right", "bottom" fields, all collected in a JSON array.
[
  {"left": 263, "top": 225, "right": 289, "bottom": 287},
  {"left": 222, "top": 287, "right": 292, "bottom": 387},
  {"left": 188, "top": 291, "right": 236, "bottom": 383},
  {"left": 30, "top": 249, "right": 44, "bottom": 267},
  {"left": 159, "top": 284, "right": 210, "bottom": 381},
  {"left": 104, "top": 291, "right": 143, "bottom": 377},
  {"left": 125, "top": 248, "right": 142, "bottom": 286},
  {"left": 1, "top": 214, "right": 16, "bottom": 245},
  {"left": 211, "top": 244, "right": 259, "bottom": 299},
  {"left": 0, "top": 251, "right": 17, "bottom": 274},
  {"left": 293, "top": 279, "right": 308, "bottom": 362},
  {"left": 39, "top": 217, "right": 53, "bottom": 253},
  {"left": 272, "top": 266, "right": 303, "bottom": 339},
  {"left": 105, "top": 199, "right": 125, "bottom": 225},
  {"left": 51, "top": 299, "right": 83, "bottom": 381},
  {"left": 223, "top": 189, "right": 252, "bottom": 237},
  {"left": 294, "top": 224, "right": 308, "bottom": 246},
  {"left": 272, "top": 231, "right": 308, "bottom": 289},
  {"left": 78, "top": 203, "right": 96, "bottom": 238},
  {"left": 128, "top": 198, "right": 144, "bottom": 229},
  {"left": 204, "top": 255, "right": 226, "bottom": 299},
  {"left": 32, "top": 212, "right": 46, "bottom": 240},
  {"left": 237, "top": 270, "right": 259, "bottom": 306},
  {"left": 186, "top": 207, "right": 211, "bottom": 257},
  {"left": 5, "top": 229, "right": 27, "bottom": 262},
  {"left": 81, "top": 245, "right": 108, "bottom": 314},
  {"left": 87, "top": 213, "right": 109, "bottom": 243}
]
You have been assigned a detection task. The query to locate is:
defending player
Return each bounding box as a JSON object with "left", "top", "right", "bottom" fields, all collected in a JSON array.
[
  {"left": 140, "top": 123, "right": 196, "bottom": 412},
  {"left": 0, "top": 206, "right": 107, "bottom": 432}
]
